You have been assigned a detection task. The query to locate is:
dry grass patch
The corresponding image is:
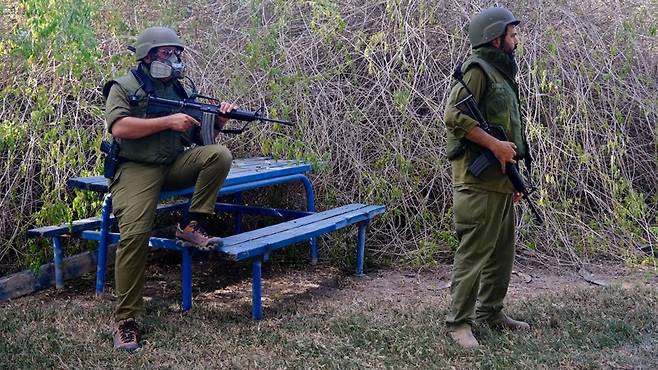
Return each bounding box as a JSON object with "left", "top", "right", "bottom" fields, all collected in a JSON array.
[{"left": 1, "top": 264, "right": 656, "bottom": 369}]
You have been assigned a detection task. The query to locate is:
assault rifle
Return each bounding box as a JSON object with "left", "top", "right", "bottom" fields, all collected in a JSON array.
[
  {"left": 146, "top": 95, "right": 294, "bottom": 144},
  {"left": 100, "top": 95, "right": 293, "bottom": 178},
  {"left": 452, "top": 63, "right": 543, "bottom": 225}
]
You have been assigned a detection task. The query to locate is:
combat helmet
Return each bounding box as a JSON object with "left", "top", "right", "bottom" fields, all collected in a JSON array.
[
  {"left": 468, "top": 7, "right": 520, "bottom": 48},
  {"left": 133, "top": 26, "right": 184, "bottom": 61}
]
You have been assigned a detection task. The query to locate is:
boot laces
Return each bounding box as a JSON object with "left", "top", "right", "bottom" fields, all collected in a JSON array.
[
  {"left": 190, "top": 221, "right": 211, "bottom": 238},
  {"left": 118, "top": 320, "right": 138, "bottom": 342}
]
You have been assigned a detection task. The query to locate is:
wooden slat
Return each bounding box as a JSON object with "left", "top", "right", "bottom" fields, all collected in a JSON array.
[
  {"left": 67, "top": 176, "right": 107, "bottom": 192},
  {"left": 27, "top": 216, "right": 113, "bottom": 238},
  {"left": 81, "top": 231, "right": 181, "bottom": 252},
  {"left": 220, "top": 204, "right": 367, "bottom": 245},
  {"left": 225, "top": 163, "right": 311, "bottom": 186},
  {"left": 27, "top": 201, "right": 188, "bottom": 237},
  {"left": 220, "top": 205, "right": 385, "bottom": 260},
  {"left": 229, "top": 158, "right": 301, "bottom": 171}
]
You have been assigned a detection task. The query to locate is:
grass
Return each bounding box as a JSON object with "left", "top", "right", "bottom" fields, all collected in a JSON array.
[{"left": 0, "top": 265, "right": 656, "bottom": 369}]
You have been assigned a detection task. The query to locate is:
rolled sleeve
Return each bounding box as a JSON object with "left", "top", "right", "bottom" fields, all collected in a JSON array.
[
  {"left": 105, "top": 83, "right": 132, "bottom": 133},
  {"left": 444, "top": 67, "right": 487, "bottom": 139}
]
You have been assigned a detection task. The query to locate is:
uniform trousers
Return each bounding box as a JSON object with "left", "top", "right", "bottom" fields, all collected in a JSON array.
[
  {"left": 109, "top": 144, "right": 232, "bottom": 321},
  {"left": 446, "top": 187, "right": 515, "bottom": 329}
]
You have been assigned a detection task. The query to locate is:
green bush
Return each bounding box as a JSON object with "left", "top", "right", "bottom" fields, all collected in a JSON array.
[{"left": 0, "top": 0, "right": 656, "bottom": 273}]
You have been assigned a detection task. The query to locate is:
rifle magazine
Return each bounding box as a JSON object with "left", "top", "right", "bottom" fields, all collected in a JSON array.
[
  {"left": 468, "top": 151, "right": 497, "bottom": 177},
  {"left": 201, "top": 112, "right": 216, "bottom": 145}
]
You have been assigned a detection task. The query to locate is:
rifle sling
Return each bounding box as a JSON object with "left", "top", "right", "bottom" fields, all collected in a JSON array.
[{"left": 130, "top": 65, "right": 189, "bottom": 99}]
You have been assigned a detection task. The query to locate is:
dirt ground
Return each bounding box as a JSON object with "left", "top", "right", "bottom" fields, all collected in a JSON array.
[
  {"left": 31, "top": 251, "right": 657, "bottom": 318},
  {"left": 5, "top": 253, "right": 657, "bottom": 370},
  {"left": 188, "top": 254, "right": 657, "bottom": 308}
]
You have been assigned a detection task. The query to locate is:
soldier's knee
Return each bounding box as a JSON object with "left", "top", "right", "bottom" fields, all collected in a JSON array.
[
  {"left": 115, "top": 229, "right": 151, "bottom": 262},
  {"left": 208, "top": 144, "right": 232, "bottom": 170},
  {"left": 118, "top": 213, "right": 155, "bottom": 233}
]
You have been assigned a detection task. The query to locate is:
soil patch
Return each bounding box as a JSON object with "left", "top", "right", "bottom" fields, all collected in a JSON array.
[{"left": 22, "top": 251, "right": 657, "bottom": 318}]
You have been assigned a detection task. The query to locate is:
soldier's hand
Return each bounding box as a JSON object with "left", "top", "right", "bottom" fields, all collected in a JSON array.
[
  {"left": 168, "top": 113, "right": 200, "bottom": 132},
  {"left": 492, "top": 140, "right": 517, "bottom": 174},
  {"left": 216, "top": 102, "right": 239, "bottom": 128},
  {"left": 513, "top": 192, "right": 523, "bottom": 203}
]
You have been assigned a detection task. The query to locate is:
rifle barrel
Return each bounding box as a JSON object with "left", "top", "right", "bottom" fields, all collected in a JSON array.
[
  {"left": 260, "top": 117, "right": 293, "bottom": 126},
  {"left": 525, "top": 197, "right": 544, "bottom": 225}
]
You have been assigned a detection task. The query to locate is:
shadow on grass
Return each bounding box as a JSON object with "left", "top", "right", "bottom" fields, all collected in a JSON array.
[{"left": 1, "top": 258, "right": 656, "bottom": 369}]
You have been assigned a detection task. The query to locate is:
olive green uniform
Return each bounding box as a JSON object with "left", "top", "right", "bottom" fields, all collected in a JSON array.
[
  {"left": 105, "top": 65, "right": 232, "bottom": 321},
  {"left": 443, "top": 47, "right": 527, "bottom": 329}
]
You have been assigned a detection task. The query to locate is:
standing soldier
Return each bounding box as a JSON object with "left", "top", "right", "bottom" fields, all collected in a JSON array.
[
  {"left": 103, "top": 26, "right": 237, "bottom": 352},
  {"left": 443, "top": 7, "right": 531, "bottom": 348}
]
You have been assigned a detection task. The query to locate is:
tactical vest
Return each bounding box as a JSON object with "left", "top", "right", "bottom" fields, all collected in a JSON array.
[
  {"left": 102, "top": 66, "right": 194, "bottom": 165},
  {"left": 461, "top": 55, "right": 527, "bottom": 159}
]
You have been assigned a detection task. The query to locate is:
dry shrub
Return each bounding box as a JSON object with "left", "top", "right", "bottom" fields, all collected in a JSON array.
[{"left": 0, "top": 0, "right": 656, "bottom": 273}]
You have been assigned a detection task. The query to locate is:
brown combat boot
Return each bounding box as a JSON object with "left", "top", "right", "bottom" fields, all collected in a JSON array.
[
  {"left": 483, "top": 312, "right": 530, "bottom": 331},
  {"left": 113, "top": 318, "right": 140, "bottom": 353},
  {"left": 176, "top": 220, "right": 223, "bottom": 251},
  {"left": 448, "top": 325, "right": 479, "bottom": 349}
]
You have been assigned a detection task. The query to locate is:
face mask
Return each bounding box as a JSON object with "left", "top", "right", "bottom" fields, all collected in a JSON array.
[{"left": 150, "top": 54, "right": 186, "bottom": 79}]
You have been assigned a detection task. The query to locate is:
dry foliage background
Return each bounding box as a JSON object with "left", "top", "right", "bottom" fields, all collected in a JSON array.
[{"left": 0, "top": 0, "right": 656, "bottom": 274}]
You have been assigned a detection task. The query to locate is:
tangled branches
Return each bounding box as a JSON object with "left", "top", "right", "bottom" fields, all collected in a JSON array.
[{"left": 0, "top": 0, "right": 656, "bottom": 272}]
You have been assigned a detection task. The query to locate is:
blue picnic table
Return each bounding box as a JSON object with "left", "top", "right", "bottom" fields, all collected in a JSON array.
[{"left": 28, "top": 156, "right": 385, "bottom": 320}]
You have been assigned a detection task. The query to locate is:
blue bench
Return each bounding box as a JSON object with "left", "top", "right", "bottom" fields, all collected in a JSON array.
[
  {"left": 82, "top": 203, "right": 385, "bottom": 320},
  {"left": 26, "top": 201, "right": 189, "bottom": 289},
  {"left": 27, "top": 157, "right": 386, "bottom": 319},
  {"left": 28, "top": 157, "right": 316, "bottom": 291}
]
